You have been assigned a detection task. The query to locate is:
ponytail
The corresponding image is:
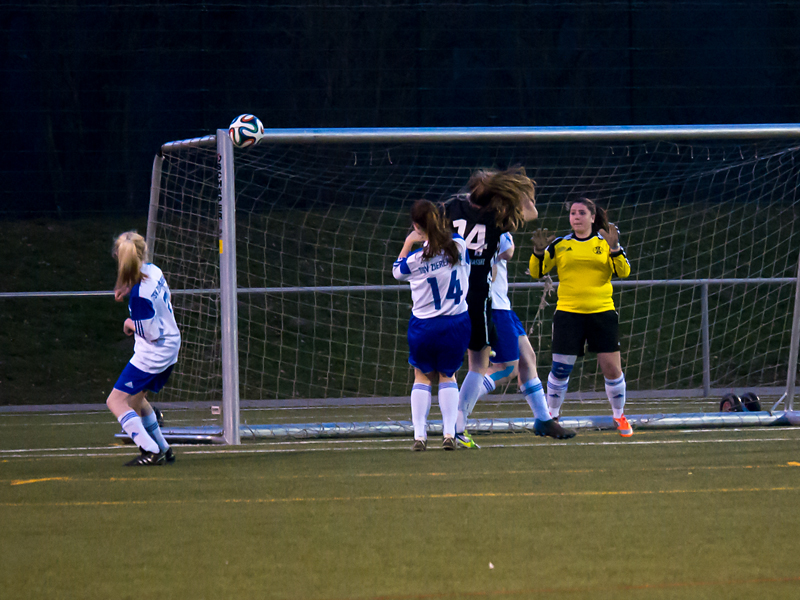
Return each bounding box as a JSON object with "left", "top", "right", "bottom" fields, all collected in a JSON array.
[
  {"left": 593, "top": 205, "right": 610, "bottom": 235},
  {"left": 410, "top": 200, "right": 460, "bottom": 266},
  {"left": 112, "top": 231, "right": 147, "bottom": 294}
]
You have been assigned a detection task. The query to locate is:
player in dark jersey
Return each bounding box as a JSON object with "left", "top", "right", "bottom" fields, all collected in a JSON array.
[{"left": 444, "top": 166, "right": 538, "bottom": 448}]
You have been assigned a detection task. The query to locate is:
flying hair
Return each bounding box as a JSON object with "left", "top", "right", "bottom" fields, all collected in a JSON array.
[
  {"left": 410, "top": 199, "right": 460, "bottom": 266},
  {"left": 468, "top": 165, "right": 535, "bottom": 232},
  {"left": 113, "top": 230, "right": 148, "bottom": 294}
]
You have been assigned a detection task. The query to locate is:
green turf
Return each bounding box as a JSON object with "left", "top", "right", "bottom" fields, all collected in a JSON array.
[{"left": 2, "top": 411, "right": 800, "bottom": 599}]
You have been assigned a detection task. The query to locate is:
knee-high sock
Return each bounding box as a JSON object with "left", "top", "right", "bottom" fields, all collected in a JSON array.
[
  {"left": 438, "top": 382, "right": 459, "bottom": 437},
  {"left": 411, "top": 383, "right": 432, "bottom": 440},
  {"left": 546, "top": 373, "right": 570, "bottom": 418},
  {"left": 142, "top": 410, "right": 170, "bottom": 453},
  {"left": 118, "top": 410, "right": 159, "bottom": 453},
  {"left": 605, "top": 374, "right": 627, "bottom": 418},
  {"left": 456, "top": 371, "right": 486, "bottom": 433},
  {"left": 521, "top": 377, "right": 551, "bottom": 421},
  {"left": 476, "top": 375, "right": 497, "bottom": 401},
  {"left": 476, "top": 365, "right": 513, "bottom": 401}
]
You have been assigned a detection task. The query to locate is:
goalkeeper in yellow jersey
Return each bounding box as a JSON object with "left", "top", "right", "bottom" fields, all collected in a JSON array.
[{"left": 529, "top": 197, "right": 633, "bottom": 437}]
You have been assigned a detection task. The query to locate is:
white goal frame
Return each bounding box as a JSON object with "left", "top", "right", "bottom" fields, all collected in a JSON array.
[{"left": 151, "top": 124, "right": 800, "bottom": 445}]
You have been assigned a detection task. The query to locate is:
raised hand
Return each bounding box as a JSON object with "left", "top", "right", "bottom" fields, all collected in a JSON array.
[
  {"left": 397, "top": 227, "right": 427, "bottom": 260},
  {"left": 532, "top": 228, "right": 555, "bottom": 255},
  {"left": 114, "top": 286, "right": 130, "bottom": 302},
  {"left": 404, "top": 229, "right": 426, "bottom": 245},
  {"left": 599, "top": 223, "right": 620, "bottom": 251}
]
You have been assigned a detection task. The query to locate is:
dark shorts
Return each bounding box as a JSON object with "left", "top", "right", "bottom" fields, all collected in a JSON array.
[
  {"left": 114, "top": 363, "right": 175, "bottom": 395},
  {"left": 490, "top": 309, "right": 526, "bottom": 364},
  {"left": 408, "top": 312, "right": 471, "bottom": 377},
  {"left": 466, "top": 296, "right": 498, "bottom": 352},
  {"left": 552, "top": 310, "right": 620, "bottom": 357}
]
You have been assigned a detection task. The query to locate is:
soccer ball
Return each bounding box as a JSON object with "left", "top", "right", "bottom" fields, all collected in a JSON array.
[{"left": 228, "top": 114, "right": 264, "bottom": 148}]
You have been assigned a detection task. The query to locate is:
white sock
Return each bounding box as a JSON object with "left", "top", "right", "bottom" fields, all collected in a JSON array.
[
  {"left": 142, "top": 410, "right": 170, "bottom": 453},
  {"left": 438, "top": 382, "right": 459, "bottom": 437},
  {"left": 476, "top": 375, "right": 496, "bottom": 400},
  {"left": 456, "top": 371, "right": 485, "bottom": 433},
  {"left": 547, "top": 373, "right": 570, "bottom": 418},
  {"left": 605, "top": 374, "right": 627, "bottom": 419},
  {"left": 411, "top": 383, "right": 432, "bottom": 440},
  {"left": 118, "top": 410, "right": 159, "bottom": 453},
  {"left": 521, "top": 377, "right": 551, "bottom": 421}
]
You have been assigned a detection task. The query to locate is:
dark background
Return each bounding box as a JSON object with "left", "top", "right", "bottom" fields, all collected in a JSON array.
[{"left": 2, "top": 0, "right": 799, "bottom": 217}]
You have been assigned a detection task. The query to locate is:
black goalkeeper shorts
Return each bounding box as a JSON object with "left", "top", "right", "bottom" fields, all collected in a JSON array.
[{"left": 551, "top": 309, "right": 620, "bottom": 357}]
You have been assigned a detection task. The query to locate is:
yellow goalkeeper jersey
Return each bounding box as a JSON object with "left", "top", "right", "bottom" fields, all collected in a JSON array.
[{"left": 529, "top": 232, "right": 631, "bottom": 314}]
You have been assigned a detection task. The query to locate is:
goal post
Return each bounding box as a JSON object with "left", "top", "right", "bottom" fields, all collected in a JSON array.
[
  {"left": 218, "top": 130, "right": 241, "bottom": 445},
  {"left": 147, "top": 125, "right": 800, "bottom": 444}
]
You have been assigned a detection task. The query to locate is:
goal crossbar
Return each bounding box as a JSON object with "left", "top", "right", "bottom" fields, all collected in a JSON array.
[
  {"left": 148, "top": 124, "right": 800, "bottom": 444},
  {"left": 161, "top": 124, "right": 800, "bottom": 151}
]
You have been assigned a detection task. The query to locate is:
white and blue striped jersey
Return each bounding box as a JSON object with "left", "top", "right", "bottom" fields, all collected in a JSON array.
[
  {"left": 490, "top": 232, "right": 514, "bottom": 311},
  {"left": 392, "top": 235, "right": 470, "bottom": 319},
  {"left": 128, "top": 263, "right": 181, "bottom": 373}
]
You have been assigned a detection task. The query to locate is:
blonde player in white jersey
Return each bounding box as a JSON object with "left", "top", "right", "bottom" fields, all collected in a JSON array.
[
  {"left": 106, "top": 231, "right": 181, "bottom": 466},
  {"left": 467, "top": 232, "right": 576, "bottom": 439},
  {"left": 393, "top": 200, "right": 471, "bottom": 451}
]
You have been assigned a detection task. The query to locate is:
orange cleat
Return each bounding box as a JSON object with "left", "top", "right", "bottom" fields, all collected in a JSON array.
[{"left": 614, "top": 416, "right": 633, "bottom": 437}]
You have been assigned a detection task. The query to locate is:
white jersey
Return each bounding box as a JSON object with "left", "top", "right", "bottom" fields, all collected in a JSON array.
[
  {"left": 128, "top": 263, "right": 181, "bottom": 373},
  {"left": 392, "top": 235, "right": 470, "bottom": 319},
  {"left": 490, "top": 232, "right": 514, "bottom": 311}
]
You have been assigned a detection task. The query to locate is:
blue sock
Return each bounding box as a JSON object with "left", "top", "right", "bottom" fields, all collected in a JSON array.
[
  {"left": 522, "top": 377, "right": 551, "bottom": 421},
  {"left": 142, "top": 410, "right": 170, "bottom": 452}
]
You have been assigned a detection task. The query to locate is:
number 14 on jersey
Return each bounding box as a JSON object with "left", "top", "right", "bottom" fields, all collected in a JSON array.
[{"left": 426, "top": 271, "right": 463, "bottom": 310}]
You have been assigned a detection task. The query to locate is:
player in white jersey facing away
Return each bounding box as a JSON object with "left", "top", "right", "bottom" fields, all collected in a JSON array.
[
  {"left": 393, "top": 200, "right": 471, "bottom": 451},
  {"left": 469, "top": 232, "right": 576, "bottom": 439},
  {"left": 106, "top": 231, "right": 181, "bottom": 465},
  {"left": 444, "top": 166, "right": 539, "bottom": 448}
]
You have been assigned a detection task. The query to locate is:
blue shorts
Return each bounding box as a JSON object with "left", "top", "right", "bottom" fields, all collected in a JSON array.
[
  {"left": 490, "top": 309, "right": 527, "bottom": 364},
  {"left": 114, "top": 363, "right": 175, "bottom": 395},
  {"left": 407, "top": 312, "right": 471, "bottom": 377}
]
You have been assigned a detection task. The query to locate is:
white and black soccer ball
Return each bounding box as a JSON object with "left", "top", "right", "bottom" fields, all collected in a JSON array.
[{"left": 228, "top": 114, "right": 264, "bottom": 148}]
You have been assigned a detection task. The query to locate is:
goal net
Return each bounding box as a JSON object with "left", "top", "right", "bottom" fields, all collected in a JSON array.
[{"left": 148, "top": 127, "right": 800, "bottom": 442}]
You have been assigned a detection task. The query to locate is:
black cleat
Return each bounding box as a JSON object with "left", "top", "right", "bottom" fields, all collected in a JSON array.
[
  {"left": 442, "top": 436, "right": 456, "bottom": 451},
  {"left": 124, "top": 450, "right": 166, "bottom": 466},
  {"left": 164, "top": 447, "right": 176, "bottom": 463},
  {"left": 411, "top": 439, "right": 427, "bottom": 451},
  {"left": 153, "top": 407, "right": 165, "bottom": 428},
  {"left": 534, "top": 418, "right": 577, "bottom": 440}
]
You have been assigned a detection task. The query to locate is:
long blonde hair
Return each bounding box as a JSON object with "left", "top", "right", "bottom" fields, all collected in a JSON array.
[
  {"left": 113, "top": 231, "right": 147, "bottom": 294},
  {"left": 468, "top": 165, "right": 535, "bottom": 232}
]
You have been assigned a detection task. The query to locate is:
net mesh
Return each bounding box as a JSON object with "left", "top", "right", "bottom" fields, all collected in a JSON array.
[{"left": 150, "top": 135, "right": 800, "bottom": 433}]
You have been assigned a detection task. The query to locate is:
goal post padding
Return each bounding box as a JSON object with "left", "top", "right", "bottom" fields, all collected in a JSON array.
[{"left": 147, "top": 126, "right": 800, "bottom": 442}]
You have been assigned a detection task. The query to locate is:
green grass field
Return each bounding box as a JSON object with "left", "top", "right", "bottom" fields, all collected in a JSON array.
[{"left": 3, "top": 409, "right": 800, "bottom": 600}]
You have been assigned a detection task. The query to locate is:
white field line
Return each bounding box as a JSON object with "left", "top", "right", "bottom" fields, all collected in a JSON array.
[{"left": 2, "top": 432, "right": 800, "bottom": 460}]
